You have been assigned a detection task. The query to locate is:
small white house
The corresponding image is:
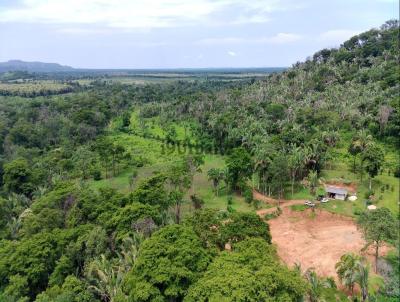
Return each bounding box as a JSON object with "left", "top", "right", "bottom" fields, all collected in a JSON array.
[{"left": 325, "top": 186, "right": 348, "bottom": 200}]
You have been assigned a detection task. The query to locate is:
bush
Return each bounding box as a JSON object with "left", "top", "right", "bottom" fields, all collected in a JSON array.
[
  {"left": 264, "top": 207, "right": 282, "bottom": 220},
  {"left": 244, "top": 187, "right": 253, "bottom": 204},
  {"left": 364, "top": 189, "right": 374, "bottom": 199},
  {"left": 353, "top": 208, "right": 363, "bottom": 216},
  {"left": 394, "top": 165, "right": 400, "bottom": 178},
  {"left": 92, "top": 170, "right": 102, "bottom": 181},
  {"left": 227, "top": 196, "right": 233, "bottom": 205},
  {"left": 252, "top": 199, "right": 261, "bottom": 210},
  {"left": 227, "top": 205, "right": 235, "bottom": 213}
]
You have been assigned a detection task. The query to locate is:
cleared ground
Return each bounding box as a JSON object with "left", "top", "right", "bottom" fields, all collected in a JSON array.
[{"left": 268, "top": 207, "right": 384, "bottom": 279}]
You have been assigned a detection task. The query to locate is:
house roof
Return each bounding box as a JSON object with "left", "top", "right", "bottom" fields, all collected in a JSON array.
[{"left": 325, "top": 186, "right": 348, "bottom": 195}]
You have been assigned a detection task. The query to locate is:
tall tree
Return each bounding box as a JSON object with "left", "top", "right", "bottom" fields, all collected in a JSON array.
[
  {"left": 288, "top": 145, "right": 304, "bottom": 196},
  {"left": 357, "top": 208, "right": 397, "bottom": 272},
  {"left": 355, "top": 260, "right": 370, "bottom": 302},
  {"left": 362, "top": 143, "right": 384, "bottom": 190},
  {"left": 269, "top": 153, "right": 289, "bottom": 205},
  {"left": 226, "top": 147, "right": 253, "bottom": 193},
  {"left": 306, "top": 170, "right": 319, "bottom": 197},
  {"left": 185, "top": 154, "right": 204, "bottom": 195},
  {"left": 351, "top": 130, "right": 373, "bottom": 182},
  {"left": 207, "top": 168, "right": 224, "bottom": 196}
]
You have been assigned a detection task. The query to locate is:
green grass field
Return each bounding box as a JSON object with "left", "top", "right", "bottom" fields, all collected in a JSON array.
[{"left": 89, "top": 112, "right": 399, "bottom": 217}]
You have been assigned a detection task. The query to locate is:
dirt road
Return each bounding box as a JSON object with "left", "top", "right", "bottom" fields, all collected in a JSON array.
[{"left": 253, "top": 190, "right": 308, "bottom": 216}]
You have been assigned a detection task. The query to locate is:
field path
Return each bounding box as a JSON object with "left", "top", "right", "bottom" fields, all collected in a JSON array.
[{"left": 253, "top": 189, "right": 308, "bottom": 216}]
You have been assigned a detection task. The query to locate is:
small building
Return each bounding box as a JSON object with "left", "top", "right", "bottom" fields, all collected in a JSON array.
[{"left": 325, "top": 186, "right": 348, "bottom": 200}]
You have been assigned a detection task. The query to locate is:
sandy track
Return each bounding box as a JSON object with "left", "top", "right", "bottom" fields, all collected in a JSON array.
[{"left": 253, "top": 190, "right": 308, "bottom": 216}]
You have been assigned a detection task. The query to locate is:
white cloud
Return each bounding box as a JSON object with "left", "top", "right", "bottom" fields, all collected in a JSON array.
[
  {"left": 319, "top": 29, "right": 362, "bottom": 45},
  {"left": 267, "top": 33, "right": 302, "bottom": 44},
  {"left": 196, "top": 33, "right": 302, "bottom": 45},
  {"left": 227, "top": 51, "right": 237, "bottom": 56},
  {"left": 0, "top": 0, "right": 288, "bottom": 29}
]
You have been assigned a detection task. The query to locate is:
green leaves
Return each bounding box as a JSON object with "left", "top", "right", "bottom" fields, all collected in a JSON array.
[
  {"left": 226, "top": 147, "right": 253, "bottom": 191},
  {"left": 185, "top": 238, "right": 306, "bottom": 302},
  {"left": 125, "top": 225, "right": 211, "bottom": 301}
]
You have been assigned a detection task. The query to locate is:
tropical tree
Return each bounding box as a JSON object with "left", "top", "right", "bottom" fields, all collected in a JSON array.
[
  {"left": 351, "top": 130, "right": 373, "bottom": 182},
  {"left": 362, "top": 143, "right": 384, "bottom": 190},
  {"left": 355, "top": 259, "right": 370, "bottom": 302},
  {"left": 288, "top": 145, "right": 304, "bottom": 196},
  {"left": 269, "top": 153, "right": 289, "bottom": 205},
  {"left": 85, "top": 255, "right": 122, "bottom": 301},
  {"left": 226, "top": 147, "right": 253, "bottom": 193},
  {"left": 167, "top": 161, "right": 191, "bottom": 223},
  {"left": 124, "top": 225, "right": 211, "bottom": 302},
  {"left": 253, "top": 142, "right": 275, "bottom": 194},
  {"left": 357, "top": 208, "right": 397, "bottom": 272},
  {"left": 304, "top": 269, "right": 323, "bottom": 302},
  {"left": 306, "top": 170, "right": 320, "bottom": 198},
  {"left": 85, "top": 237, "right": 139, "bottom": 302},
  {"left": 335, "top": 253, "right": 361, "bottom": 296},
  {"left": 185, "top": 154, "right": 204, "bottom": 195},
  {"left": 3, "top": 158, "right": 35, "bottom": 196},
  {"left": 207, "top": 168, "right": 225, "bottom": 196},
  {"left": 185, "top": 239, "right": 306, "bottom": 301}
]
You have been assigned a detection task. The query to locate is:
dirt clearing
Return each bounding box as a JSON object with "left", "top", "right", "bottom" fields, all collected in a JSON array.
[{"left": 268, "top": 207, "right": 384, "bottom": 278}]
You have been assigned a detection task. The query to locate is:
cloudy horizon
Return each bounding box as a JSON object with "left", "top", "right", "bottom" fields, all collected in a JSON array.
[{"left": 0, "top": 0, "right": 397, "bottom": 68}]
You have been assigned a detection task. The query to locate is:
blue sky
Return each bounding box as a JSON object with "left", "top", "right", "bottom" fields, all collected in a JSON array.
[{"left": 0, "top": 0, "right": 397, "bottom": 68}]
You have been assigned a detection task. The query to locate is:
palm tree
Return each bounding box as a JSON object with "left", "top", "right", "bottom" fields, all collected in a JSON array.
[
  {"left": 306, "top": 170, "right": 320, "bottom": 197},
  {"left": 86, "top": 255, "right": 122, "bottom": 302},
  {"left": 321, "top": 130, "right": 339, "bottom": 147},
  {"left": 7, "top": 217, "right": 21, "bottom": 240},
  {"left": 355, "top": 260, "right": 370, "bottom": 302},
  {"left": 304, "top": 269, "right": 323, "bottom": 302},
  {"left": 86, "top": 236, "right": 140, "bottom": 302},
  {"left": 335, "top": 253, "right": 361, "bottom": 296},
  {"left": 253, "top": 142, "right": 275, "bottom": 195},
  {"left": 352, "top": 130, "right": 373, "bottom": 182},
  {"left": 288, "top": 145, "right": 304, "bottom": 196},
  {"left": 207, "top": 168, "right": 224, "bottom": 196}
]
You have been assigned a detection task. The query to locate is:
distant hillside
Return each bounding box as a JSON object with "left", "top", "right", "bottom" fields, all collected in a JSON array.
[{"left": 0, "top": 60, "right": 74, "bottom": 72}]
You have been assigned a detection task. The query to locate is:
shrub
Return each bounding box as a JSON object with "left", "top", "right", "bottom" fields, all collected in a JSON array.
[
  {"left": 364, "top": 189, "right": 374, "bottom": 199},
  {"left": 92, "top": 170, "right": 101, "bottom": 181},
  {"left": 394, "top": 165, "right": 400, "bottom": 178},
  {"left": 227, "top": 204, "right": 235, "bottom": 213},
  {"left": 244, "top": 187, "right": 253, "bottom": 204},
  {"left": 252, "top": 199, "right": 261, "bottom": 210}
]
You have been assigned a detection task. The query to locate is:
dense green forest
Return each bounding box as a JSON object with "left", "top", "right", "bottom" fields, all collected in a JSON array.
[{"left": 0, "top": 21, "right": 398, "bottom": 302}]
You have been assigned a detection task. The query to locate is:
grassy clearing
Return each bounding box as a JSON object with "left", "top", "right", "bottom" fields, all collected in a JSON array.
[
  {"left": 127, "top": 110, "right": 197, "bottom": 144},
  {"left": 91, "top": 113, "right": 399, "bottom": 217},
  {"left": 0, "top": 81, "right": 73, "bottom": 94},
  {"left": 290, "top": 204, "right": 308, "bottom": 212},
  {"left": 321, "top": 155, "right": 399, "bottom": 216}
]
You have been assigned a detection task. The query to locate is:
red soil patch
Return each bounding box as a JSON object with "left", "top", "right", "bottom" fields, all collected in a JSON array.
[{"left": 268, "top": 207, "right": 387, "bottom": 279}]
